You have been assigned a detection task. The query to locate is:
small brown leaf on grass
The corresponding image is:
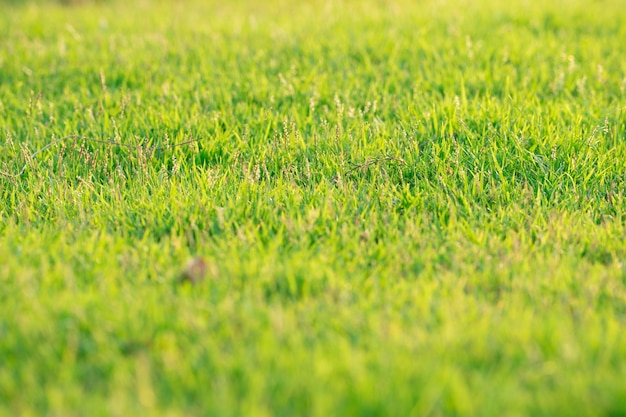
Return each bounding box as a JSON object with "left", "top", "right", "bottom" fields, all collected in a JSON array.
[{"left": 178, "top": 257, "right": 208, "bottom": 285}]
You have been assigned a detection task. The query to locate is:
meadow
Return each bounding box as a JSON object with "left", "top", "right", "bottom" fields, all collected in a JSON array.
[{"left": 1, "top": 0, "right": 626, "bottom": 415}]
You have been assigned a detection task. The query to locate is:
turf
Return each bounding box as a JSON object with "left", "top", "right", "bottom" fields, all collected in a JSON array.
[{"left": 1, "top": 0, "right": 626, "bottom": 415}]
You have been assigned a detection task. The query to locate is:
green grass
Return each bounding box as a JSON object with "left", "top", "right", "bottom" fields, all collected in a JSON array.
[{"left": 1, "top": 0, "right": 626, "bottom": 415}]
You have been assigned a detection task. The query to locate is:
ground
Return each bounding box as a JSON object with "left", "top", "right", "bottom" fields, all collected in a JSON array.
[{"left": 1, "top": 0, "right": 626, "bottom": 415}]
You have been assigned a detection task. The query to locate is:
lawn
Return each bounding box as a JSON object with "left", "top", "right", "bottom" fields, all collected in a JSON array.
[{"left": 1, "top": 0, "right": 626, "bottom": 415}]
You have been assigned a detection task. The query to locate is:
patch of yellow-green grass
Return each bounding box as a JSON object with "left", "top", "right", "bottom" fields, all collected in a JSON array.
[{"left": 1, "top": 0, "right": 626, "bottom": 415}]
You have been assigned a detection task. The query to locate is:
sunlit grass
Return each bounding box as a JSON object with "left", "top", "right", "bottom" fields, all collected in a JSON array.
[{"left": 1, "top": 0, "right": 626, "bottom": 415}]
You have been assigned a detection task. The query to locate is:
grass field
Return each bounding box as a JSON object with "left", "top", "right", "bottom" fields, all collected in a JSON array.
[{"left": 1, "top": 0, "right": 626, "bottom": 415}]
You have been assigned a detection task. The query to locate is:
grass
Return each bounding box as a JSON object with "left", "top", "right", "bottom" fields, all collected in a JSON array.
[{"left": 1, "top": 0, "right": 626, "bottom": 415}]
